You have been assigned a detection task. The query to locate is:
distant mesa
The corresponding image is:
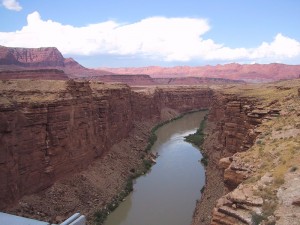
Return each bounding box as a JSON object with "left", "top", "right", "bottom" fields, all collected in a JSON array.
[
  {"left": 0, "top": 45, "right": 112, "bottom": 80},
  {"left": 0, "top": 45, "right": 65, "bottom": 67},
  {"left": 1, "top": 45, "right": 300, "bottom": 84},
  {"left": 0, "top": 69, "right": 68, "bottom": 80},
  {"left": 99, "top": 63, "right": 300, "bottom": 83}
]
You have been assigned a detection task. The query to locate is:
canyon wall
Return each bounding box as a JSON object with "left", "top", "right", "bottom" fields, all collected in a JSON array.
[
  {"left": 207, "top": 94, "right": 279, "bottom": 187},
  {"left": 192, "top": 90, "right": 282, "bottom": 225},
  {"left": 0, "top": 46, "right": 65, "bottom": 67},
  {"left": 0, "top": 69, "right": 68, "bottom": 80},
  {"left": 0, "top": 80, "right": 213, "bottom": 209},
  {"left": 101, "top": 63, "right": 300, "bottom": 82}
]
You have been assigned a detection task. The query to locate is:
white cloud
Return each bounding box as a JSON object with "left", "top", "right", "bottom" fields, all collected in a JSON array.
[
  {"left": 0, "top": 11, "right": 300, "bottom": 64},
  {"left": 250, "top": 33, "right": 300, "bottom": 59},
  {"left": 2, "top": 0, "right": 22, "bottom": 11}
]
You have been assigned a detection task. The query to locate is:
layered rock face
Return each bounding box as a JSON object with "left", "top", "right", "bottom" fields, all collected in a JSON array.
[
  {"left": 192, "top": 91, "right": 283, "bottom": 224},
  {"left": 0, "top": 80, "right": 212, "bottom": 209},
  {"left": 91, "top": 74, "right": 157, "bottom": 86},
  {"left": 0, "top": 46, "right": 65, "bottom": 67},
  {"left": 206, "top": 96, "right": 279, "bottom": 225},
  {"left": 207, "top": 94, "right": 275, "bottom": 157},
  {"left": 0, "top": 46, "right": 112, "bottom": 80},
  {"left": 0, "top": 46, "right": 241, "bottom": 85},
  {"left": 0, "top": 69, "right": 68, "bottom": 80},
  {"left": 101, "top": 63, "right": 300, "bottom": 82},
  {"left": 154, "top": 77, "right": 245, "bottom": 85}
]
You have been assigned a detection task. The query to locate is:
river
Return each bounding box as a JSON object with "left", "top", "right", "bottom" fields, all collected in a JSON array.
[{"left": 104, "top": 111, "right": 207, "bottom": 225}]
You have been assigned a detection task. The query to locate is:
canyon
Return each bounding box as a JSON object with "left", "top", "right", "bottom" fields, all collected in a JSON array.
[
  {"left": 0, "top": 45, "right": 243, "bottom": 86},
  {"left": 192, "top": 81, "right": 300, "bottom": 225},
  {"left": 1, "top": 78, "right": 299, "bottom": 225},
  {"left": 0, "top": 79, "right": 212, "bottom": 224},
  {"left": 0, "top": 46, "right": 300, "bottom": 225}
]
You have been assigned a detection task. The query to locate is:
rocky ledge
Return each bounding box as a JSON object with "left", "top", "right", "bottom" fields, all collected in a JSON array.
[
  {"left": 0, "top": 79, "right": 212, "bottom": 224},
  {"left": 192, "top": 79, "right": 300, "bottom": 225}
]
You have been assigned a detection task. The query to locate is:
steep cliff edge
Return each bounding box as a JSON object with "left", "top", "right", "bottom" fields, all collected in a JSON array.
[
  {"left": 1, "top": 78, "right": 299, "bottom": 224},
  {"left": 0, "top": 80, "right": 212, "bottom": 223},
  {"left": 192, "top": 79, "right": 300, "bottom": 225},
  {"left": 0, "top": 46, "right": 112, "bottom": 79}
]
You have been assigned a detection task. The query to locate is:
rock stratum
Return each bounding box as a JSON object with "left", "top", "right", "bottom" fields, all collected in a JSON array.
[
  {"left": 1, "top": 45, "right": 300, "bottom": 225},
  {"left": 100, "top": 64, "right": 300, "bottom": 82},
  {"left": 0, "top": 46, "right": 244, "bottom": 85},
  {"left": 1, "top": 78, "right": 300, "bottom": 225},
  {"left": 4, "top": 45, "right": 300, "bottom": 85},
  {"left": 0, "top": 79, "right": 212, "bottom": 223},
  {"left": 192, "top": 79, "right": 300, "bottom": 225},
  {"left": 0, "top": 46, "right": 245, "bottom": 85},
  {"left": 0, "top": 45, "right": 112, "bottom": 79}
]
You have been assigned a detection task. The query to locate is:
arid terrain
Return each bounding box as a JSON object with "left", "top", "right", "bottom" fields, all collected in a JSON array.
[
  {"left": 2, "top": 45, "right": 300, "bottom": 85},
  {"left": 0, "top": 46, "right": 300, "bottom": 225},
  {"left": 99, "top": 64, "right": 300, "bottom": 83},
  {"left": 193, "top": 80, "right": 300, "bottom": 225}
]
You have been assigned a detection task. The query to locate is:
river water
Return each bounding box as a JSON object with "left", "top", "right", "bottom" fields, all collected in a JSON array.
[{"left": 104, "top": 111, "right": 207, "bottom": 225}]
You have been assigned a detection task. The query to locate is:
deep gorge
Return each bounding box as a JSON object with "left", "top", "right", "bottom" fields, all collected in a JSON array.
[
  {"left": 0, "top": 80, "right": 212, "bottom": 223},
  {"left": 1, "top": 79, "right": 297, "bottom": 225}
]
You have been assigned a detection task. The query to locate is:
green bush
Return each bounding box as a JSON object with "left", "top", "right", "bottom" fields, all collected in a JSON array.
[
  {"left": 184, "top": 117, "right": 207, "bottom": 146},
  {"left": 251, "top": 212, "right": 266, "bottom": 225},
  {"left": 200, "top": 186, "right": 205, "bottom": 193},
  {"left": 201, "top": 156, "right": 208, "bottom": 167}
]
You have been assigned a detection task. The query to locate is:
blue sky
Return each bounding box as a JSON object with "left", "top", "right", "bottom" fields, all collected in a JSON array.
[{"left": 1, "top": 0, "right": 300, "bottom": 67}]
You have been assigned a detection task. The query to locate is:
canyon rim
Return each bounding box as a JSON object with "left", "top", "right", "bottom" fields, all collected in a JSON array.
[{"left": 0, "top": 46, "right": 300, "bottom": 225}]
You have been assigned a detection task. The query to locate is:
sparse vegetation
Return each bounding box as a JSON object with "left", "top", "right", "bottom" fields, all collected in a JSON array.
[
  {"left": 145, "top": 109, "right": 207, "bottom": 152},
  {"left": 184, "top": 115, "right": 208, "bottom": 166},
  {"left": 200, "top": 186, "right": 205, "bottom": 193},
  {"left": 251, "top": 212, "right": 266, "bottom": 225},
  {"left": 290, "top": 166, "right": 298, "bottom": 172},
  {"left": 184, "top": 115, "right": 207, "bottom": 146},
  {"left": 222, "top": 80, "right": 300, "bottom": 224},
  {"left": 94, "top": 109, "right": 208, "bottom": 224},
  {"left": 200, "top": 155, "right": 208, "bottom": 167}
]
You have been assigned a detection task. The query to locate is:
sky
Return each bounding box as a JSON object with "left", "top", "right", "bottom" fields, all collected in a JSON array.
[{"left": 0, "top": 0, "right": 300, "bottom": 68}]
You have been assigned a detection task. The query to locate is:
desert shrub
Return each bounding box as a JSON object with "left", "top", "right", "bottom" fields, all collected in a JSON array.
[
  {"left": 251, "top": 212, "right": 265, "bottom": 225},
  {"left": 184, "top": 117, "right": 207, "bottom": 146},
  {"left": 143, "top": 159, "right": 153, "bottom": 170},
  {"left": 200, "top": 186, "right": 205, "bottom": 193},
  {"left": 200, "top": 155, "right": 208, "bottom": 167},
  {"left": 290, "top": 166, "right": 298, "bottom": 172}
]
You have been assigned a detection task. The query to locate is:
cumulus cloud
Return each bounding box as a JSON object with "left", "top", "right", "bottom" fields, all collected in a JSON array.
[
  {"left": 2, "top": 0, "right": 22, "bottom": 11},
  {"left": 1, "top": 11, "right": 300, "bottom": 64}
]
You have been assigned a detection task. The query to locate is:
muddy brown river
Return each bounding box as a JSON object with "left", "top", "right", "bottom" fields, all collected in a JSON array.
[{"left": 104, "top": 111, "right": 207, "bottom": 225}]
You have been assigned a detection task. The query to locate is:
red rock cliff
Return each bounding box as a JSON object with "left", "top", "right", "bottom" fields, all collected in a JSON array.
[
  {"left": 0, "top": 46, "right": 65, "bottom": 67},
  {"left": 101, "top": 63, "right": 300, "bottom": 82},
  {"left": 192, "top": 90, "right": 282, "bottom": 225},
  {"left": 0, "top": 80, "right": 213, "bottom": 209}
]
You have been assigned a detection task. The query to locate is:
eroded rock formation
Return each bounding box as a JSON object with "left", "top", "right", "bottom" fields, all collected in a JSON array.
[
  {"left": 0, "top": 46, "right": 65, "bottom": 67},
  {"left": 0, "top": 69, "right": 68, "bottom": 80},
  {"left": 193, "top": 80, "right": 300, "bottom": 225},
  {"left": 0, "top": 80, "right": 213, "bottom": 211},
  {"left": 100, "top": 63, "right": 300, "bottom": 82}
]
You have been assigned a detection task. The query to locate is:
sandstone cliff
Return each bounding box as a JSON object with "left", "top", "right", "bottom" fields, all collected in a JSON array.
[
  {"left": 0, "top": 69, "right": 68, "bottom": 80},
  {"left": 0, "top": 45, "right": 65, "bottom": 67},
  {"left": 0, "top": 80, "right": 213, "bottom": 219},
  {"left": 100, "top": 63, "right": 300, "bottom": 82},
  {"left": 0, "top": 46, "right": 112, "bottom": 80},
  {"left": 192, "top": 80, "right": 300, "bottom": 225},
  {"left": 0, "top": 46, "right": 241, "bottom": 85}
]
